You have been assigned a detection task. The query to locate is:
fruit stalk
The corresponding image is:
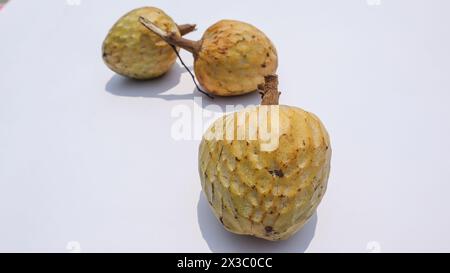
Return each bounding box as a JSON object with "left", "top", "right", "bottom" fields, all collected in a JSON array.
[
  {"left": 259, "top": 75, "right": 281, "bottom": 105},
  {"left": 140, "top": 17, "right": 201, "bottom": 54},
  {"left": 177, "top": 24, "right": 197, "bottom": 36}
]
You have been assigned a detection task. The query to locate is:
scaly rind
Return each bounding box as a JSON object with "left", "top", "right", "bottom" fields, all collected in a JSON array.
[
  {"left": 194, "top": 20, "right": 278, "bottom": 96},
  {"left": 102, "top": 7, "right": 180, "bottom": 79},
  {"left": 198, "top": 105, "right": 331, "bottom": 240}
]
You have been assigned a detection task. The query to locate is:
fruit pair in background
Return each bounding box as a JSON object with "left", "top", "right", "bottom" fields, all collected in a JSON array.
[
  {"left": 102, "top": 7, "right": 332, "bottom": 241},
  {"left": 102, "top": 7, "right": 278, "bottom": 96}
]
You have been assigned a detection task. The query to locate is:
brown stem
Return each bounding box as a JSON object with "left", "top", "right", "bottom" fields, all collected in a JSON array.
[
  {"left": 260, "top": 75, "right": 281, "bottom": 105},
  {"left": 177, "top": 24, "right": 197, "bottom": 36},
  {"left": 140, "top": 16, "right": 201, "bottom": 55}
]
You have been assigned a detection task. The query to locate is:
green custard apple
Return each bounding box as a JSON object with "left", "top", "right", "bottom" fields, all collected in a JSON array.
[
  {"left": 102, "top": 7, "right": 196, "bottom": 79},
  {"left": 198, "top": 75, "right": 332, "bottom": 240}
]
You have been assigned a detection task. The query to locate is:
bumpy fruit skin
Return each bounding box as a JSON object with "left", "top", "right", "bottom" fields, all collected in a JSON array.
[
  {"left": 194, "top": 20, "right": 278, "bottom": 96},
  {"left": 198, "top": 106, "right": 331, "bottom": 240},
  {"left": 102, "top": 7, "right": 180, "bottom": 79}
]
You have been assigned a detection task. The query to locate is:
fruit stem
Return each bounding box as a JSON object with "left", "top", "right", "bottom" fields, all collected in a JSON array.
[
  {"left": 170, "top": 44, "right": 214, "bottom": 99},
  {"left": 177, "top": 24, "right": 197, "bottom": 36},
  {"left": 260, "top": 75, "right": 281, "bottom": 105},
  {"left": 140, "top": 16, "right": 201, "bottom": 55}
]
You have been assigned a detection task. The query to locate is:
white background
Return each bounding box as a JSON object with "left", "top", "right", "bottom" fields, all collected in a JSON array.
[{"left": 1, "top": 0, "right": 450, "bottom": 252}]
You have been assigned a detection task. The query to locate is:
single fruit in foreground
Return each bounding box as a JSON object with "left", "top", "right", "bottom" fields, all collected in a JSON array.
[
  {"left": 198, "top": 75, "right": 331, "bottom": 240},
  {"left": 140, "top": 18, "right": 278, "bottom": 96},
  {"left": 102, "top": 7, "right": 196, "bottom": 79}
]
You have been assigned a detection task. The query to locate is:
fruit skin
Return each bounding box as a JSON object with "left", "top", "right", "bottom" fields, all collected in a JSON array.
[
  {"left": 102, "top": 7, "right": 180, "bottom": 80},
  {"left": 198, "top": 105, "right": 331, "bottom": 240},
  {"left": 194, "top": 20, "right": 278, "bottom": 96}
]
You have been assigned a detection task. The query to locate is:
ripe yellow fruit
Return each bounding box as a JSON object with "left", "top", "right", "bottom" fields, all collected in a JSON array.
[
  {"left": 198, "top": 76, "right": 331, "bottom": 240},
  {"left": 140, "top": 18, "right": 278, "bottom": 96},
  {"left": 102, "top": 7, "right": 196, "bottom": 80},
  {"left": 194, "top": 20, "right": 278, "bottom": 96}
]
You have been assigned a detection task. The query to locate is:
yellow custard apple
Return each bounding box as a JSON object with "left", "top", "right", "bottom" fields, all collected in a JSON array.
[
  {"left": 198, "top": 75, "right": 331, "bottom": 240},
  {"left": 140, "top": 18, "right": 278, "bottom": 96},
  {"left": 102, "top": 7, "right": 196, "bottom": 79}
]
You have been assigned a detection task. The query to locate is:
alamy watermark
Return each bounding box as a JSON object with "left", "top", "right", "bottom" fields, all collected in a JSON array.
[
  {"left": 366, "top": 0, "right": 382, "bottom": 6},
  {"left": 171, "top": 97, "right": 280, "bottom": 151},
  {"left": 366, "top": 241, "right": 382, "bottom": 253},
  {"left": 66, "top": 241, "right": 82, "bottom": 253},
  {"left": 66, "top": 0, "right": 81, "bottom": 6}
]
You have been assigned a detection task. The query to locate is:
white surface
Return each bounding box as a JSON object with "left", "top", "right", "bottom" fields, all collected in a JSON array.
[{"left": 1, "top": 0, "right": 450, "bottom": 253}]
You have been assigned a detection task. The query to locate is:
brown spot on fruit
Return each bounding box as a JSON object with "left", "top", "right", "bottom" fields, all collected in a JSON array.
[
  {"left": 269, "top": 169, "right": 284, "bottom": 178},
  {"left": 265, "top": 226, "right": 273, "bottom": 233}
]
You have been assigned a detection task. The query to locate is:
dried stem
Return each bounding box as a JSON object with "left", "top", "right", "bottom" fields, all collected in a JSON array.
[
  {"left": 139, "top": 17, "right": 212, "bottom": 99},
  {"left": 177, "top": 24, "right": 197, "bottom": 36},
  {"left": 260, "top": 75, "right": 281, "bottom": 105},
  {"left": 140, "top": 16, "right": 201, "bottom": 54}
]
